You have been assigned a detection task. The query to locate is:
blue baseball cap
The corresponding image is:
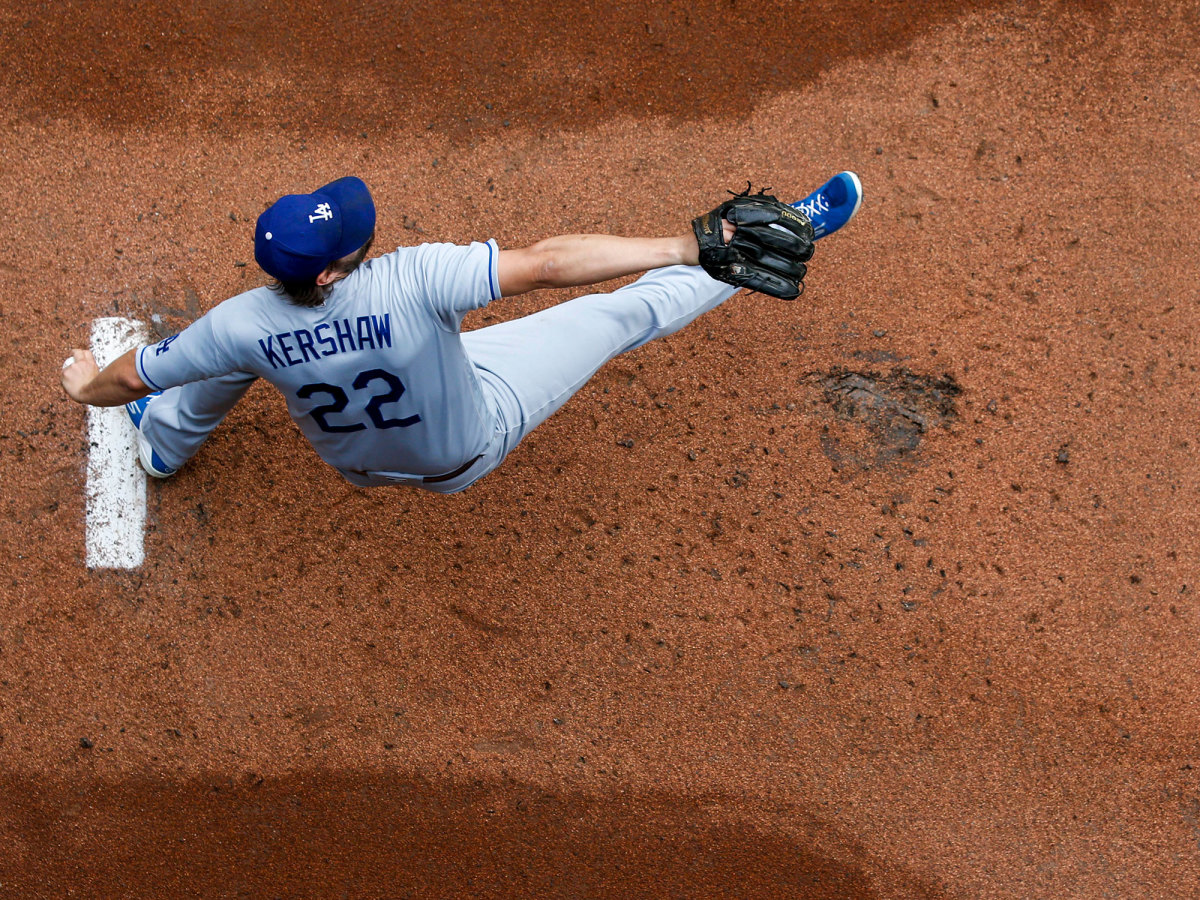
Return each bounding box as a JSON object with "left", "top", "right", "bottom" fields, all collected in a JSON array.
[{"left": 254, "top": 176, "right": 376, "bottom": 282}]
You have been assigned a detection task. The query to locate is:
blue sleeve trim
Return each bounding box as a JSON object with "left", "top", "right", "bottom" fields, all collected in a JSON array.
[
  {"left": 137, "top": 345, "right": 165, "bottom": 391},
  {"left": 486, "top": 239, "right": 500, "bottom": 302}
]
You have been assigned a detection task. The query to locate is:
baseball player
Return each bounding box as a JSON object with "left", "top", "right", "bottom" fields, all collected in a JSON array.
[{"left": 61, "top": 173, "right": 861, "bottom": 493}]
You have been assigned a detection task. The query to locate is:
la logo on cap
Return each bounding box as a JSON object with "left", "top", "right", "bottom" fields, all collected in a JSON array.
[{"left": 254, "top": 176, "right": 376, "bottom": 282}]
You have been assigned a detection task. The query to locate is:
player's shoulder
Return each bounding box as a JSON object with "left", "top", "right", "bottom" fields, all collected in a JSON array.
[
  {"left": 216, "top": 284, "right": 278, "bottom": 304},
  {"left": 380, "top": 241, "right": 459, "bottom": 261},
  {"left": 361, "top": 240, "right": 490, "bottom": 283},
  {"left": 197, "top": 285, "right": 291, "bottom": 338},
  {"left": 386, "top": 239, "right": 494, "bottom": 260},
  {"left": 208, "top": 285, "right": 280, "bottom": 317}
]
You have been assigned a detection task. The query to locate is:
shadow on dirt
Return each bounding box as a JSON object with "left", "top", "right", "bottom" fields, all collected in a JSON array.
[
  {"left": 4, "top": 0, "right": 1024, "bottom": 135},
  {"left": 2, "top": 771, "right": 945, "bottom": 898}
]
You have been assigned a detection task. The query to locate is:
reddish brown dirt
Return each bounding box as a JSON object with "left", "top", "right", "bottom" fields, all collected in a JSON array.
[{"left": 2, "top": 1, "right": 1199, "bottom": 897}]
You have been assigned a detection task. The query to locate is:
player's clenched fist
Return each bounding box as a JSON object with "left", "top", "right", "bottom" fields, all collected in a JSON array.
[{"left": 61, "top": 349, "right": 99, "bottom": 403}]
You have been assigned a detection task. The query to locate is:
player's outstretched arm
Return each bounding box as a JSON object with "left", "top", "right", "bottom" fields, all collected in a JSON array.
[
  {"left": 61, "top": 348, "right": 151, "bottom": 407},
  {"left": 496, "top": 232, "right": 705, "bottom": 297}
]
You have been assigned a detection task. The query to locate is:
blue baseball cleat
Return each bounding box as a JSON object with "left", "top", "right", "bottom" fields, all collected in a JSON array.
[
  {"left": 125, "top": 392, "right": 178, "bottom": 479},
  {"left": 792, "top": 171, "right": 863, "bottom": 240}
]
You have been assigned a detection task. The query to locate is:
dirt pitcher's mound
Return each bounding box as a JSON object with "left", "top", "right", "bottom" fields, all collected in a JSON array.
[{"left": 2, "top": 1, "right": 1198, "bottom": 897}]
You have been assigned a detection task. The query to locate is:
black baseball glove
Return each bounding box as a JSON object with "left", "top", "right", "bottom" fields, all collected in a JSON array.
[{"left": 692, "top": 185, "right": 815, "bottom": 301}]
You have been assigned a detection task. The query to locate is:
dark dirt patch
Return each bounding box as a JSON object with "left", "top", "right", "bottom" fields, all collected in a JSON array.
[{"left": 806, "top": 367, "right": 961, "bottom": 471}]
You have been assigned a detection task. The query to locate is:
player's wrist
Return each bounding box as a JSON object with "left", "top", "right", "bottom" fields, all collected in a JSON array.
[
  {"left": 68, "top": 376, "right": 99, "bottom": 405},
  {"left": 677, "top": 233, "right": 700, "bottom": 267}
]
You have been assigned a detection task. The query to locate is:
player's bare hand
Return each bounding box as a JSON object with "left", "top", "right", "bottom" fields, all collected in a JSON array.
[{"left": 61, "top": 349, "right": 99, "bottom": 403}]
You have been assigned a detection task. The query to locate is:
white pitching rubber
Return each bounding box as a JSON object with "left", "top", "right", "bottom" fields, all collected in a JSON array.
[{"left": 84, "top": 317, "right": 148, "bottom": 569}]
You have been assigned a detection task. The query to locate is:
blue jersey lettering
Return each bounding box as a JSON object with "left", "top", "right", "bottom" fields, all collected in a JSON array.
[
  {"left": 277, "top": 332, "right": 300, "bottom": 367},
  {"left": 294, "top": 329, "right": 319, "bottom": 363},
  {"left": 356, "top": 316, "right": 377, "bottom": 350},
  {"left": 314, "top": 323, "right": 337, "bottom": 356},
  {"left": 258, "top": 335, "right": 286, "bottom": 369},
  {"left": 372, "top": 314, "right": 392, "bottom": 348},
  {"left": 260, "top": 315, "right": 393, "bottom": 369},
  {"left": 334, "top": 318, "right": 357, "bottom": 353}
]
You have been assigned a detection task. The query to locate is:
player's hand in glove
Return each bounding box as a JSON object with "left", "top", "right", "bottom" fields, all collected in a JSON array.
[{"left": 692, "top": 185, "right": 815, "bottom": 301}]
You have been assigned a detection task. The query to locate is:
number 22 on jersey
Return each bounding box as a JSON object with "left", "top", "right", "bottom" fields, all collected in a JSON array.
[{"left": 297, "top": 367, "right": 421, "bottom": 433}]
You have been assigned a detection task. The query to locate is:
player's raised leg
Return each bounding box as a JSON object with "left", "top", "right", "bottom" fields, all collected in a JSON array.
[
  {"left": 450, "top": 172, "right": 864, "bottom": 492},
  {"left": 464, "top": 263, "right": 738, "bottom": 461}
]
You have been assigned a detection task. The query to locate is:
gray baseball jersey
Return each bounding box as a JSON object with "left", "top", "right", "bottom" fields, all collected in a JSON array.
[{"left": 135, "top": 240, "right": 501, "bottom": 480}]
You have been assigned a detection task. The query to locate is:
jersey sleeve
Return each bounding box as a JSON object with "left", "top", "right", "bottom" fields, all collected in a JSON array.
[
  {"left": 135, "top": 312, "right": 240, "bottom": 391},
  {"left": 407, "top": 240, "right": 501, "bottom": 331}
]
